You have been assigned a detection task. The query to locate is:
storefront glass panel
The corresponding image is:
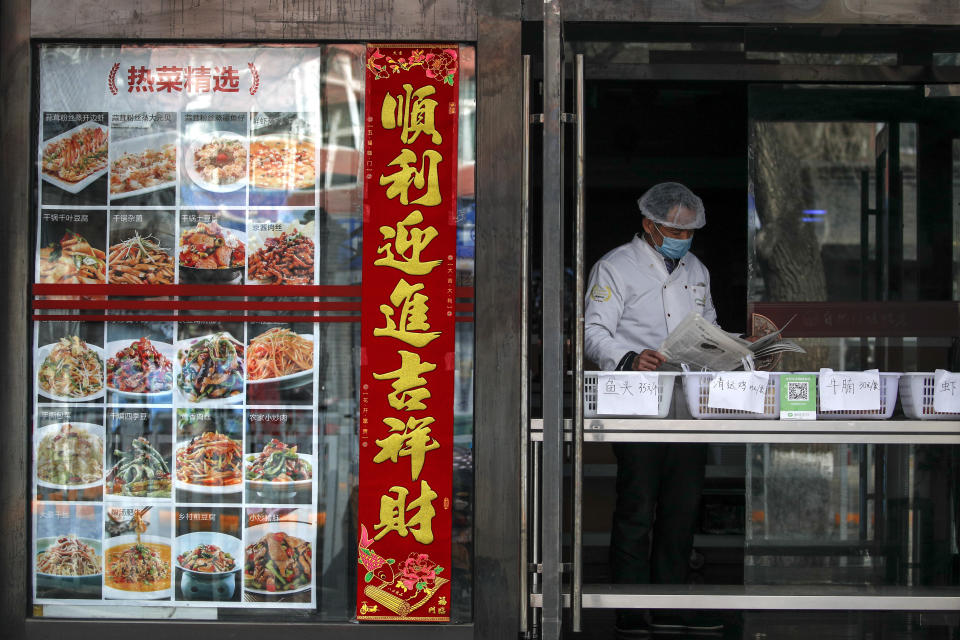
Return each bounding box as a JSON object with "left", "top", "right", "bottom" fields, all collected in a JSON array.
[{"left": 29, "top": 42, "right": 475, "bottom": 623}]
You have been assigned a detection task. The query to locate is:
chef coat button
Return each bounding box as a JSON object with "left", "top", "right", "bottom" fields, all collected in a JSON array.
[{"left": 667, "top": 313, "right": 671, "bottom": 317}]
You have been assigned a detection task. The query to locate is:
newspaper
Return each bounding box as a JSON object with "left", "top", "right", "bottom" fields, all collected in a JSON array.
[{"left": 658, "top": 312, "right": 805, "bottom": 371}]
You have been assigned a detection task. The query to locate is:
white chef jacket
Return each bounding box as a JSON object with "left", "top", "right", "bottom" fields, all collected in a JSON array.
[{"left": 584, "top": 234, "right": 718, "bottom": 371}]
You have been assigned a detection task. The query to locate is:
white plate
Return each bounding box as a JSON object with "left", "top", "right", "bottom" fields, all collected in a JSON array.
[
  {"left": 35, "top": 341, "right": 105, "bottom": 402},
  {"left": 105, "top": 339, "right": 175, "bottom": 399},
  {"left": 108, "top": 130, "right": 177, "bottom": 200},
  {"left": 35, "top": 536, "right": 103, "bottom": 578},
  {"left": 245, "top": 452, "right": 315, "bottom": 493},
  {"left": 102, "top": 534, "right": 173, "bottom": 599},
  {"left": 40, "top": 120, "right": 109, "bottom": 194},
  {"left": 34, "top": 422, "right": 105, "bottom": 491},
  {"left": 174, "top": 436, "right": 244, "bottom": 495},
  {"left": 175, "top": 531, "right": 242, "bottom": 575},
  {"left": 246, "top": 333, "right": 314, "bottom": 389},
  {"left": 243, "top": 521, "right": 314, "bottom": 595},
  {"left": 174, "top": 333, "right": 245, "bottom": 406},
  {"left": 184, "top": 131, "right": 247, "bottom": 193}
]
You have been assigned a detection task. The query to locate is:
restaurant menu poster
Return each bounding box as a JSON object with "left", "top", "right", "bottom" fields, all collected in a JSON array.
[{"left": 32, "top": 45, "right": 325, "bottom": 609}]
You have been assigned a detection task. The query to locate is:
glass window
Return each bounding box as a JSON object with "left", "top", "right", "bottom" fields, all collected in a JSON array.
[{"left": 30, "top": 42, "right": 475, "bottom": 623}]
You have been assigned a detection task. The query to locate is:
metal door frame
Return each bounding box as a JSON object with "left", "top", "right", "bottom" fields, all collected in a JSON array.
[{"left": 530, "top": 11, "right": 960, "bottom": 639}]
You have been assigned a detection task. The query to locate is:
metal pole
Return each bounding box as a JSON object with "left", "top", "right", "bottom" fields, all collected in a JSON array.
[
  {"left": 520, "top": 53, "right": 531, "bottom": 637},
  {"left": 542, "top": 0, "right": 565, "bottom": 637},
  {"left": 571, "top": 53, "right": 585, "bottom": 633}
]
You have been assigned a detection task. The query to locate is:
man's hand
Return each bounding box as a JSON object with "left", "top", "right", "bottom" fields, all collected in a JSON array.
[{"left": 631, "top": 349, "right": 666, "bottom": 371}]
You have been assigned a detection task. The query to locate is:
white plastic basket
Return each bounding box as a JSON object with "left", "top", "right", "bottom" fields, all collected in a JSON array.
[
  {"left": 900, "top": 372, "right": 960, "bottom": 420},
  {"left": 816, "top": 372, "right": 901, "bottom": 420},
  {"left": 583, "top": 371, "right": 677, "bottom": 418},
  {"left": 681, "top": 372, "right": 781, "bottom": 419}
]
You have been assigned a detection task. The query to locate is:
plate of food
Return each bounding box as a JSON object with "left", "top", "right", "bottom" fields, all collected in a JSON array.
[
  {"left": 103, "top": 533, "right": 173, "bottom": 599},
  {"left": 109, "top": 131, "right": 177, "bottom": 200},
  {"left": 179, "top": 221, "right": 245, "bottom": 284},
  {"left": 108, "top": 232, "right": 176, "bottom": 285},
  {"left": 37, "top": 230, "right": 107, "bottom": 285},
  {"left": 174, "top": 431, "right": 243, "bottom": 494},
  {"left": 35, "top": 534, "right": 102, "bottom": 585},
  {"left": 105, "top": 436, "right": 172, "bottom": 499},
  {"left": 185, "top": 131, "right": 247, "bottom": 193},
  {"left": 41, "top": 120, "right": 109, "bottom": 194},
  {"left": 243, "top": 522, "right": 313, "bottom": 595},
  {"left": 245, "top": 439, "right": 314, "bottom": 494},
  {"left": 246, "top": 328, "right": 314, "bottom": 390},
  {"left": 248, "top": 134, "right": 317, "bottom": 192},
  {"left": 175, "top": 532, "right": 242, "bottom": 575},
  {"left": 36, "top": 336, "right": 105, "bottom": 402},
  {"left": 34, "top": 422, "right": 105, "bottom": 491},
  {"left": 105, "top": 338, "right": 174, "bottom": 400},
  {"left": 247, "top": 222, "right": 315, "bottom": 285},
  {"left": 174, "top": 332, "right": 245, "bottom": 405}
]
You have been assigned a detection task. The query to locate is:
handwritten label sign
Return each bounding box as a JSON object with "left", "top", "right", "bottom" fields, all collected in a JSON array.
[
  {"left": 596, "top": 373, "right": 660, "bottom": 416},
  {"left": 933, "top": 369, "right": 960, "bottom": 413},
  {"left": 707, "top": 371, "right": 769, "bottom": 414},
  {"left": 819, "top": 369, "right": 880, "bottom": 412}
]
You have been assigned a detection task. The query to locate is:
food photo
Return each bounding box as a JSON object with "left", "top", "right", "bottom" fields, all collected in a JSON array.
[
  {"left": 109, "top": 112, "right": 177, "bottom": 206},
  {"left": 248, "top": 112, "right": 317, "bottom": 206},
  {"left": 174, "top": 507, "right": 243, "bottom": 602},
  {"left": 34, "top": 503, "right": 103, "bottom": 600},
  {"left": 41, "top": 113, "right": 109, "bottom": 205},
  {"left": 180, "top": 114, "right": 247, "bottom": 206},
  {"left": 175, "top": 407, "right": 244, "bottom": 504},
  {"left": 102, "top": 505, "right": 173, "bottom": 600},
  {"left": 244, "top": 408, "right": 314, "bottom": 504}
]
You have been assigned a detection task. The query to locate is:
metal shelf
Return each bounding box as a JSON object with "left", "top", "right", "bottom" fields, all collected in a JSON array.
[
  {"left": 530, "top": 418, "right": 960, "bottom": 444},
  {"left": 529, "top": 584, "right": 960, "bottom": 611}
]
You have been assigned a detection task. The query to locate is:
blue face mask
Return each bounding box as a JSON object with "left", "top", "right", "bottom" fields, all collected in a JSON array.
[{"left": 653, "top": 223, "right": 693, "bottom": 259}]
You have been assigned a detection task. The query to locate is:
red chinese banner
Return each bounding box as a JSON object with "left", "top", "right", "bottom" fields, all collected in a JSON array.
[{"left": 357, "top": 45, "right": 459, "bottom": 622}]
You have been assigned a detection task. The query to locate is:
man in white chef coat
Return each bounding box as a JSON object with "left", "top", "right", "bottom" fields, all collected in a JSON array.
[{"left": 585, "top": 182, "right": 723, "bottom": 637}]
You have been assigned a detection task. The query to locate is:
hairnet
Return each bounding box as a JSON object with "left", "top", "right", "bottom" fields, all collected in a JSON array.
[{"left": 637, "top": 182, "right": 706, "bottom": 229}]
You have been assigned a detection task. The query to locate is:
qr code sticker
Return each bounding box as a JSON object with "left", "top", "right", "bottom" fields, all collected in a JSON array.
[{"left": 787, "top": 381, "right": 809, "bottom": 401}]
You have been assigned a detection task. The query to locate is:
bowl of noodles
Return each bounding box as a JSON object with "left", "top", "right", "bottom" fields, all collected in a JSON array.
[
  {"left": 36, "top": 336, "right": 105, "bottom": 402},
  {"left": 246, "top": 328, "right": 314, "bottom": 391},
  {"left": 35, "top": 422, "right": 105, "bottom": 491},
  {"left": 103, "top": 533, "right": 173, "bottom": 599},
  {"left": 35, "top": 534, "right": 103, "bottom": 589}
]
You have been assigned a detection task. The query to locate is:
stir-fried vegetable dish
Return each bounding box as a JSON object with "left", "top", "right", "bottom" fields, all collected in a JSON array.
[
  {"left": 246, "top": 439, "right": 312, "bottom": 482},
  {"left": 177, "top": 543, "right": 236, "bottom": 573},
  {"left": 245, "top": 531, "right": 312, "bottom": 592},
  {"left": 36, "top": 534, "right": 101, "bottom": 576},
  {"left": 36, "top": 423, "right": 104, "bottom": 486},
  {"left": 176, "top": 431, "right": 243, "bottom": 486},
  {"left": 107, "top": 337, "right": 173, "bottom": 393},
  {"left": 107, "top": 436, "right": 171, "bottom": 498},
  {"left": 38, "top": 335, "right": 104, "bottom": 399},
  {"left": 108, "top": 233, "right": 175, "bottom": 285},
  {"left": 177, "top": 332, "right": 245, "bottom": 402}
]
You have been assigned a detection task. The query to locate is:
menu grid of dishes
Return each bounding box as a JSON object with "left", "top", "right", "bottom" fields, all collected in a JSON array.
[{"left": 33, "top": 46, "right": 325, "bottom": 609}]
